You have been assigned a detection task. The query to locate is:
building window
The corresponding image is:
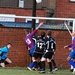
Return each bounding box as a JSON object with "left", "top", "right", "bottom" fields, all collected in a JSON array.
[
  {"left": 70, "top": 0, "right": 75, "bottom": 2},
  {"left": 19, "top": 0, "right": 24, "bottom": 8},
  {"left": 26, "top": 18, "right": 39, "bottom": 23},
  {"left": 0, "top": 14, "right": 15, "bottom": 22}
]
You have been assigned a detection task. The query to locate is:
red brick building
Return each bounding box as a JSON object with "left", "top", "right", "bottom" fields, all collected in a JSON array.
[{"left": 56, "top": 0, "right": 75, "bottom": 18}]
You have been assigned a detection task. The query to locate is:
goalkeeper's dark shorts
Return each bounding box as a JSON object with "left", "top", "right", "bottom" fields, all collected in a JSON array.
[{"left": 0, "top": 57, "right": 7, "bottom": 63}]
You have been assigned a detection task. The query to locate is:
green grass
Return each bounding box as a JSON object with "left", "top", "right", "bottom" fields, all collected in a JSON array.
[{"left": 0, "top": 67, "right": 73, "bottom": 75}]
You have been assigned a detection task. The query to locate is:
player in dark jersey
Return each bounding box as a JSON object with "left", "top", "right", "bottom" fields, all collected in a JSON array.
[
  {"left": 39, "top": 30, "right": 56, "bottom": 73},
  {"left": 48, "top": 30, "right": 58, "bottom": 72},
  {"left": 32, "top": 32, "right": 46, "bottom": 70}
]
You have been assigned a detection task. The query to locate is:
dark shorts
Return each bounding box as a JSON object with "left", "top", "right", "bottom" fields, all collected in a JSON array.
[
  {"left": 32, "top": 52, "right": 43, "bottom": 59},
  {"left": 0, "top": 57, "right": 7, "bottom": 63},
  {"left": 42, "top": 52, "right": 54, "bottom": 59},
  {"left": 69, "top": 50, "right": 75, "bottom": 58}
]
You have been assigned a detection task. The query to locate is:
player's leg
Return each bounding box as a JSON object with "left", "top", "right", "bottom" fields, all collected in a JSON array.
[
  {"left": 0, "top": 59, "right": 6, "bottom": 67},
  {"left": 0, "top": 62, "right": 5, "bottom": 67},
  {"left": 5, "top": 58, "right": 12, "bottom": 64},
  {"left": 39, "top": 57, "right": 46, "bottom": 73},
  {"left": 27, "top": 62, "right": 35, "bottom": 71},
  {"left": 32, "top": 52, "right": 38, "bottom": 70},
  {"left": 67, "top": 51, "right": 75, "bottom": 73},
  {"left": 27, "top": 46, "right": 36, "bottom": 71},
  {"left": 70, "top": 65, "right": 73, "bottom": 72},
  {"left": 51, "top": 55, "right": 58, "bottom": 71},
  {"left": 47, "top": 58, "right": 53, "bottom": 73},
  {"left": 47, "top": 52, "right": 54, "bottom": 73},
  {"left": 67, "top": 53, "right": 75, "bottom": 68},
  {"left": 27, "top": 52, "right": 34, "bottom": 71},
  {"left": 39, "top": 52, "right": 49, "bottom": 73}
]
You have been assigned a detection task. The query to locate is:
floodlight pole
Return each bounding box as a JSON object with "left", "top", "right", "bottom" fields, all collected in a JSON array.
[{"left": 32, "top": 0, "right": 36, "bottom": 30}]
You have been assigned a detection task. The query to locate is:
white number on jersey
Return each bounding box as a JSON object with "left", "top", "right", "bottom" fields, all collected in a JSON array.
[{"left": 26, "top": 39, "right": 31, "bottom": 45}]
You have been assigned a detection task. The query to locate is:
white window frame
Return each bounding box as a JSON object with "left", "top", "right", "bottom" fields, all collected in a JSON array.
[
  {"left": 0, "top": 14, "right": 15, "bottom": 22},
  {"left": 26, "top": 18, "right": 39, "bottom": 23},
  {"left": 70, "top": 0, "right": 75, "bottom": 2},
  {"left": 19, "top": 0, "right": 24, "bottom": 8}
]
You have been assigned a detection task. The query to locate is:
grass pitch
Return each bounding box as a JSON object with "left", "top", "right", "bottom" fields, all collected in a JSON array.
[{"left": 0, "top": 67, "right": 73, "bottom": 75}]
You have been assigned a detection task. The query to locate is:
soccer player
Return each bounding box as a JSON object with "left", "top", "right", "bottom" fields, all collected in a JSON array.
[
  {"left": 40, "top": 30, "right": 56, "bottom": 73},
  {"left": 24, "top": 22, "right": 44, "bottom": 71},
  {"left": 64, "top": 31, "right": 75, "bottom": 74},
  {"left": 50, "top": 31, "right": 58, "bottom": 71},
  {"left": 32, "top": 32, "right": 46, "bottom": 70},
  {"left": 0, "top": 43, "right": 12, "bottom": 67}
]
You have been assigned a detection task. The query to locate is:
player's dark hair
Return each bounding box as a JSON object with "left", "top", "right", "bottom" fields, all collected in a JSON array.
[
  {"left": 41, "top": 32, "right": 45, "bottom": 37},
  {"left": 7, "top": 43, "right": 12, "bottom": 46},
  {"left": 26, "top": 30, "right": 30, "bottom": 34},
  {"left": 47, "top": 30, "right": 52, "bottom": 36},
  {"left": 26, "top": 30, "right": 30, "bottom": 33}
]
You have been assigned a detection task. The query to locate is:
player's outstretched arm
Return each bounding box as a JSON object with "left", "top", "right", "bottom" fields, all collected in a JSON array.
[
  {"left": 64, "top": 45, "right": 68, "bottom": 48},
  {"left": 36, "top": 22, "right": 43, "bottom": 30}
]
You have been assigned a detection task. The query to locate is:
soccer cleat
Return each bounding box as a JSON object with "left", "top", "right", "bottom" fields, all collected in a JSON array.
[
  {"left": 32, "top": 67, "right": 38, "bottom": 71},
  {"left": 48, "top": 71, "right": 53, "bottom": 74},
  {"left": 39, "top": 70, "right": 46, "bottom": 73},
  {"left": 53, "top": 68, "right": 58, "bottom": 71},
  {"left": 70, "top": 69, "right": 73, "bottom": 72},
  {"left": 72, "top": 68, "right": 75, "bottom": 74},
  {"left": 27, "top": 67, "right": 33, "bottom": 71},
  {"left": 72, "top": 70, "right": 75, "bottom": 74}
]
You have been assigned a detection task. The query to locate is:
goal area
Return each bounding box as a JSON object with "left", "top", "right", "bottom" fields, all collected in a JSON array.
[{"left": 0, "top": 15, "right": 75, "bottom": 68}]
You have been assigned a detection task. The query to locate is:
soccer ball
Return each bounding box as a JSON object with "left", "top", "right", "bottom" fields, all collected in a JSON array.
[{"left": 36, "top": 0, "right": 42, "bottom": 3}]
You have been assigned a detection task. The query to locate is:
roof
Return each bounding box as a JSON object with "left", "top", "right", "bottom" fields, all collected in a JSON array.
[{"left": 0, "top": 22, "right": 72, "bottom": 30}]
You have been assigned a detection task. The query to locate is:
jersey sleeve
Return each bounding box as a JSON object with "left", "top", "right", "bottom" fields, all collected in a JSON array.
[{"left": 29, "top": 29, "right": 37, "bottom": 38}]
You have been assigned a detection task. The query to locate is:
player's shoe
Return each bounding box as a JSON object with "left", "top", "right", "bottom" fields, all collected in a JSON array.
[
  {"left": 72, "top": 70, "right": 75, "bottom": 74},
  {"left": 39, "top": 70, "right": 46, "bottom": 73},
  {"left": 27, "top": 67, "right": 33, "bottom": 71},
  {"left": 32, "top": 67, "right": 38, "bottom": 71},
  {"left": 53, "top": 68, "right": 58, "bottom": 71},
  {"left": 48, "top": 71, "right": 53, "bottom": 74},
  {"left": 72, "top": 68, "right": 75, "bottom": 74},
  {"left": 70, "top": 69, "right": 73, "bottom": 72}
]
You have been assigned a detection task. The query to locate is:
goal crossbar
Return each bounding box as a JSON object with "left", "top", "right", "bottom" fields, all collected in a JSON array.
[
  {"left": 0, "top": 15, "right": 75, "bottom": 32},
  {"left": 0, "top": 15, "right": 75, "bottom": 21}
]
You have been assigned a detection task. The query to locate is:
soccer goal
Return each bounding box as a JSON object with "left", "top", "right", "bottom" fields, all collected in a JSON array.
[{"left": 0, "top": 14, "right": 75, "bottom": 68}]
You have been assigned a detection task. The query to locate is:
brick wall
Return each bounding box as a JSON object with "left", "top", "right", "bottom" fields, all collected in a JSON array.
[
  {"left": 0, "top": 8, "right": 46, "bottom": 22},
  {"left": 0, "top": 28, "right": 71, "bottom": 68},
  {"left": 0, "top": 8, "right": 46, "bottom": 17},
  {"left": 56, "top": 0, "right": 75, "bottom": 18}
]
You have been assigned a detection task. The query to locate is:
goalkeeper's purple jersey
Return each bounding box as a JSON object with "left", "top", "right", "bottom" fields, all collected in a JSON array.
[
  {"left": 68, "top": 37, "right": 75, "bottom": 50},
  {"left": 24, "top": 29, "right": 37, "bottom": 50}
]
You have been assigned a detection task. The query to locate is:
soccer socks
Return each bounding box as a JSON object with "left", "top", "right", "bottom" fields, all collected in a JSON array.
[
  {"left": 71, "top": 65, "right": 73, "bottom": 69},
  {"left": 28, "top": 62, "right": 35, "bottom": 68},
  {"left": 51, "top": 59, "right": 57, "bottom": 68},
  {"left": 48, "top": 62, "right": 52, "bottom": 72},
  {"left": 68, "top": 59, "right": 75, "bottom": 68},
  {"left": 34, "top": 62, "right": 38, "bottom": 68},
  {"left": 40, "top": 61, "right": 45, "bottom": 71}
]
